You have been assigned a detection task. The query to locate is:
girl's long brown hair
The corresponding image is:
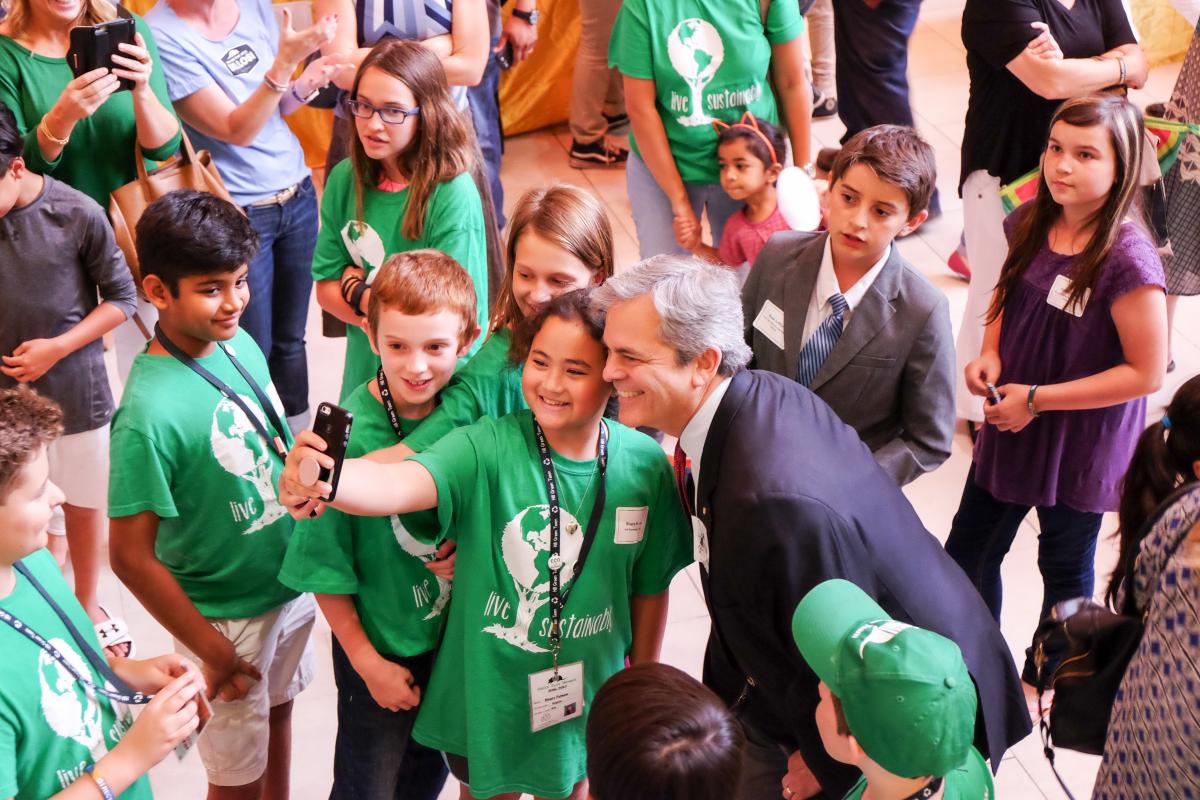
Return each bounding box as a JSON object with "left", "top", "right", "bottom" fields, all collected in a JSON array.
[
  {"left": 1106, "top": 375, "right": 1200, "bottom": 607},
  {"left": 348, "top": 38, "right": 474, "bottom": 242},
  {"left": 489, "top": 184, "right": 614, "bottom": 333},
  {"left": 986, "top": 95, "right": 1146, "bottom": 323}
]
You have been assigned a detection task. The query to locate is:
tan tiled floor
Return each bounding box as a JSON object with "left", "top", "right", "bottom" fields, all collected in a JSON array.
[{"left": 94, "top": 0, "right": 1200, "bottom": 797}]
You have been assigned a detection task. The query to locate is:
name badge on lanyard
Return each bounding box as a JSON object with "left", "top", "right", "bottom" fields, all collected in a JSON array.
[
  {"left": 529, "top": 661, "right": 585, "bottom": 732},
  {"left": 528, "top": 418, "right": 608, "bottom": 732}
]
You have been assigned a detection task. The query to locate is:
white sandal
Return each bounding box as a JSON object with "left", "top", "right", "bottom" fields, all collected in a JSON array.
[{"left": 94, "top": 604, "right": 136, "bottom": 658}]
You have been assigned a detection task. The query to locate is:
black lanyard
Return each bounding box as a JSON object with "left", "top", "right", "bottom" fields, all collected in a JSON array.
[
  {"left": 532, "top": 419, "right": 608, "bottom": 669},
  {"left": 901, "top": 777, "right": 943, "bottom": 800},
  {"left": 376, "top": 367, "right": 406, "bottom": 440},
  {"left": 155, "top": 325, "right": 288, "bottom": 458},
  {"left": 0, "top": 563, "right": 150, "bottom": 705}
]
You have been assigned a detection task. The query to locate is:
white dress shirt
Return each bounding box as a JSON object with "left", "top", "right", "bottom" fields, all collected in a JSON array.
[
  {"left": 799, "top": 239, "right": 892, "bottom": 351},
  {"left": 677, "top": 376, "right": 732, "bottom": 509}
]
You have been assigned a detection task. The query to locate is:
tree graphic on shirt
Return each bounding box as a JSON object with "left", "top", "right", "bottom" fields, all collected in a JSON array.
[{"left": 484, "top": 504, "right": 584, "bottom": 653}]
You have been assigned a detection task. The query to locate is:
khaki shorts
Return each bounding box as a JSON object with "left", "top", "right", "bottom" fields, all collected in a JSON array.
[
  {"left": 46, "top": 425, "right": 109, "bottom": 523},
  {"left": 176, "top": 594, "right": 316, "bottom": 786}
]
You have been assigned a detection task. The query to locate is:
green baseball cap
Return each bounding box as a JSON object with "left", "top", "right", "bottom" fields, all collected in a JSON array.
[{"left": 791, "top": 579, "right": 978, "bottom": 778}]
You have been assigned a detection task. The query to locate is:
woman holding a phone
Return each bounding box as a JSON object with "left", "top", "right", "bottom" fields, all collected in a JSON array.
[{"left": 0, "top": 0, "right": 180, "bottom": 208}]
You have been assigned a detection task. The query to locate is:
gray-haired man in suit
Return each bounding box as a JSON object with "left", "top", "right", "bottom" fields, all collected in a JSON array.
[{"left": 742, "top": 126, "right": 955, "bottom": 485}]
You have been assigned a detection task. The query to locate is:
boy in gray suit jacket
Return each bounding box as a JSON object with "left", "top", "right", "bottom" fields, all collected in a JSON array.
[{"left": 742, "top": 125, "right": 954, "bottom": 485}]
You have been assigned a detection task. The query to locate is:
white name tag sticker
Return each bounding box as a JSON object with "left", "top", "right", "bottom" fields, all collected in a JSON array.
[
  {"left": 529, "top": 661, "right": 584, "bottom": 732},
  {"left": 692, "top": 515, "right": 709, "bottom": 569},
  {"left": 1047, "top": 274, "right": 1090, "bottom": 317},
  {"left": 752, "top": 300, "right": 786, "bottom": 351},
  {"left": 615, "top": 506, "right": 648, "bottom": 544}
]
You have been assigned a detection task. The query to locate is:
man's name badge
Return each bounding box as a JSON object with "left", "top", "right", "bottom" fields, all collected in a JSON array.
[
  {"left": 752, "top": 300, "right": 786, "bottom": 351},
  {"left": 692, "top": 515, "right": 709, "bottom": 569},
  {"left": 529, "top": 661, "right": 584, "bottom": 732}
]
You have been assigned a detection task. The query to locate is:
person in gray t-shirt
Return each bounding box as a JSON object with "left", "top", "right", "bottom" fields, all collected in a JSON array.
[{"left": 0, "top": 100, "right": 137, "bottom": 652}]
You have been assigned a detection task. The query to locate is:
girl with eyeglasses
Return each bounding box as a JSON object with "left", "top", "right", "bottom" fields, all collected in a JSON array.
[{"left": 312, "top": 37, "right": 489, "bottom": 401}]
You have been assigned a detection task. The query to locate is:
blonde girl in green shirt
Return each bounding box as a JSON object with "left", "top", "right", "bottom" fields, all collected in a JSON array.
[
  {"left": 281, "top": 290, "right": 692, "bottom": 799},
  {"left": 312, "top": 37, "right": 489, "bottom": 401},
  {"left": 389, "top": 182, "right": 616, "bottom": 454}
]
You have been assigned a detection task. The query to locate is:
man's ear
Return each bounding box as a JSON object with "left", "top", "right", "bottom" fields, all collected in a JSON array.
[
  {"left": 897, "top": 208, "right": 930, "bottom": 238},
  {"left": 362, "top": 318, "right": 380, "bottom": 356},
  {"left": 7, "top": 157, "right": 26, "bottom": 180},
  {"left": 690, "top": 346, "right": 722, "bottom": 388},
  {"left": 458, "top": 324, "right": 482, "bottom": 358},
  {"left": 1191, "top": 459, "right": 1200, "bottom": 481},
  {"left": 142, "top": 274, "right": 171, "bottom": 311}
]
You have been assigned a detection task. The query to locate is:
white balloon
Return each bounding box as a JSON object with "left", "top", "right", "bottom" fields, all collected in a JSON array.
[{"left": 776, "top": 166, "right": 822, "bottom": 232}]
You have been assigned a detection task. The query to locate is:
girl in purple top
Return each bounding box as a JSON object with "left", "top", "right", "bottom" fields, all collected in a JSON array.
[{"left": 944, "top": 94, "right": 1167, "bottom": 686}]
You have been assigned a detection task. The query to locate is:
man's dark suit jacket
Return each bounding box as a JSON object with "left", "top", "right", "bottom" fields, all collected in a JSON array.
[{"left": 695, "top": 370, "right": 1030, "bottom": 794}]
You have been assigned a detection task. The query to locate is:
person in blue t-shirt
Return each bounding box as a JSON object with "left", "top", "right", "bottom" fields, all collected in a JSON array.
[{"left": 147, "top": 0, "right": 354, "bottom": 432}]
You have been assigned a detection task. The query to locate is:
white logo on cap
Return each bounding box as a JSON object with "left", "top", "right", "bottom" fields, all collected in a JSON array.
[{"left": 851, "top": 620, "right": 912, "bottom": 658}]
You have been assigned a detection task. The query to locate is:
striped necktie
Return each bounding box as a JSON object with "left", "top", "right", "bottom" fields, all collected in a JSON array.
[{"left": 797, "top": 292, "right": 848, "bottom": 387}]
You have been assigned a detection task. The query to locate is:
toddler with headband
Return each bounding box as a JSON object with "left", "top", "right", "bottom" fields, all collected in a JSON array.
[{"left": 689, "top": 112, "right": 790, "bottom": 280}]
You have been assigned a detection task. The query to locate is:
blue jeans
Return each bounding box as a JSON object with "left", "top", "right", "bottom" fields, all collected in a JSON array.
[
  {"left": 626, "top": 150, "right": 741, "bottom": 260},
  {"left": 467, "top": 36, "right": 505, "bottom": 228},
  {"left": 241, "top": 177, "right": 317, "bottom": 420},
  {"left": 944, "top": 462, "right": 1103, "bottom": 681},
  {"left": 329, "top": 638, "right": 448, "bottom": 800}
]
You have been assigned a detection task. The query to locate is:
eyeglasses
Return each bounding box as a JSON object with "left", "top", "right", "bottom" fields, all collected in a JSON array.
[{"left": 345, "top": 98, "right": 421, "bottom": 125}]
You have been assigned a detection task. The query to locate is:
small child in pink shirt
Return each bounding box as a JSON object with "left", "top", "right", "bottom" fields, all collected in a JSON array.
[{"left": 692, "top": 113, "right": 790, "bottom": 279}]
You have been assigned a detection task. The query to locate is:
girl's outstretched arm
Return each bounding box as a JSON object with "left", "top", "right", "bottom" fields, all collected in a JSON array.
[{"left": 280, "top": 430, "right": 439, "bottom": 517}]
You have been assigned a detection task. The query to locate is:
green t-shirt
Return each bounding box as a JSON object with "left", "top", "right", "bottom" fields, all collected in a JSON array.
[
  {"left": 108, "top": 329, "right": 298, "bottom": 619},
  {"left": 842, "top": 748, "right": 994, "bottom": 800},
  {"left": 0, "top": 550, "right": 153, "bottom": 800},
  {"left": 0, "top": 14, "right": 182, "bottom": 208},
  {"left": 279, "top": 380, "right": 447, "bottom": 657},
  {"left": 404, "top": 328, "right": 525, "bottom": 452},
  {"left": 311, "top": 160, "right": 489, "bottom": 401},
  {"left": 608, "top": 0, "right": 803, "bottom": 184},
  {"left": 407, "top": 411, "right": 692, "bottom": 798}
]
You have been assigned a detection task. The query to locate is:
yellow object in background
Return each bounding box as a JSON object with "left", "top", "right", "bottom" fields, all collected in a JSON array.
[
  {"left": 1131, "top": 0, "right": 1194, "bottom": 67},
  {"left": 497, "top": 0, "right": 580, "bottom": 136}
]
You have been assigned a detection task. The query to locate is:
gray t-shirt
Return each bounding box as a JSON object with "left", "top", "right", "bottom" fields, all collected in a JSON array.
[{"left": 0, "top": 176, "right": 136, "bottom": 434}]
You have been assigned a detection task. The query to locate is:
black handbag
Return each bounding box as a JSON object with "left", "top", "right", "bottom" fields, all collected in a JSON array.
[{"left": 1030, "top": 483, "right": 1197, "bottom": 797}]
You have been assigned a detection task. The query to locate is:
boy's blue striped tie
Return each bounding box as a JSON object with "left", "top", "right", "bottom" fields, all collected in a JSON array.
[{"left": 797, "top": 293, "right": 848, "bottom": 387}]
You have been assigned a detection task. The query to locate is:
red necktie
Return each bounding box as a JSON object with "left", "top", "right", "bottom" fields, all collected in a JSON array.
[{"left": 673, "top": 443, "right": 695, "bottom": 518}]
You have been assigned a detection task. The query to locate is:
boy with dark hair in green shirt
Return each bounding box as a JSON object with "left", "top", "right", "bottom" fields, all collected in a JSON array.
[
  {"left": 280, "top": 248, "right": 478, "bottom": 799},
  {"left": 108, "top": 190, "right": 312, "bottom": 800}
]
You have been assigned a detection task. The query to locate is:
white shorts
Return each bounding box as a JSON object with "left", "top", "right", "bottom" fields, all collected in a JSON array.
[
  {"left": 46, "top": 425, "right": 110, "bottom": 519},
  {"left": 176, "top": 594, "right": 316, "bottom": 786}
]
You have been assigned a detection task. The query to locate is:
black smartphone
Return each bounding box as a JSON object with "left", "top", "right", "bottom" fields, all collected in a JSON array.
[
  {"left": 67, "top": 18, "right": 136, "bottom": 91},
  {"left": 496, "top": 40, "right": 515, "bottom": 70},
  {"left": 311, "top": 402, "right": 353, "bottom": 502}
]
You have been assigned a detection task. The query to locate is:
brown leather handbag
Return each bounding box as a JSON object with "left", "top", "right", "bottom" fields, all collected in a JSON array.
[{"left": 109, "top": 130, "right": 237, "bottom": 287}]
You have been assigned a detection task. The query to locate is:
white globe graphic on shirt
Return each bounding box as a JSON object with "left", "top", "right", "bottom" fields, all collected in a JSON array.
[
  {"left": 340, "top": 220, "right": 387, "bottom": 282},
  {"left": 210, "top": 393, "right": 287, "bottom": 535},
  {"left": 483, "top": 503, "right": 584, "bottom": 653},
  {"left": 667, "top": 18, "right": 725, "bottom": 126},
  {"left": 38, "top": 639, "right": 107, "bottom": 759}
]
